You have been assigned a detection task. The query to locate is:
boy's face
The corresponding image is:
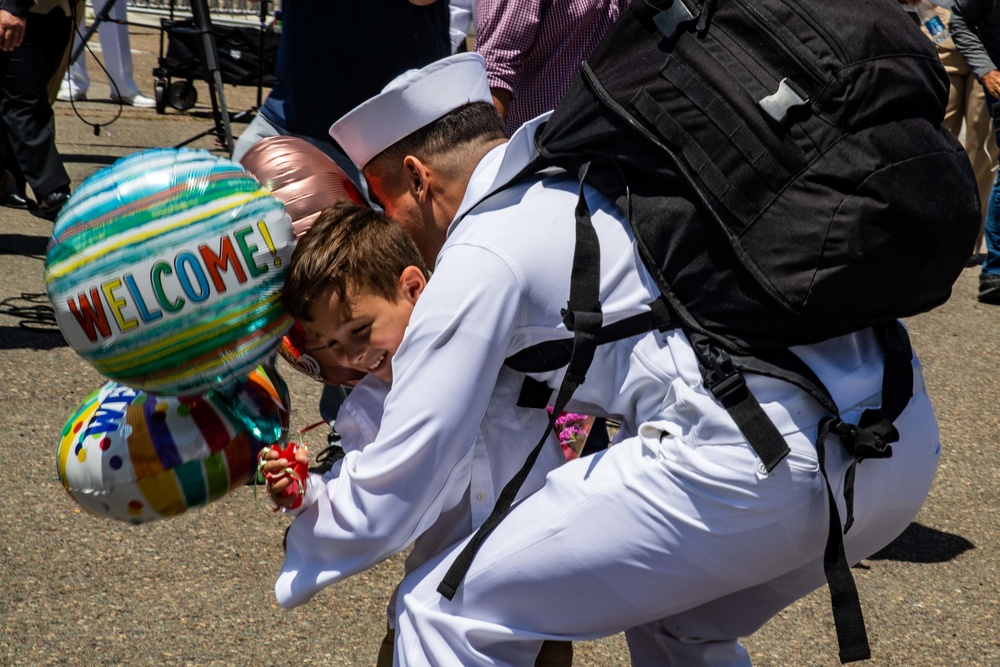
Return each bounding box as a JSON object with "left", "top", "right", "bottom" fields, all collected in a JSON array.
[{"left": 308, "top": 267, "right": 425, "bottom": 384}]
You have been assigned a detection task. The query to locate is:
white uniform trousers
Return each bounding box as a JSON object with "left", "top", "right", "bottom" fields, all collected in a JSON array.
[
  {"left": 66, "top": 0, "right": 140, "bottom": 98},
  {"left": 394, "top": 376, "right": 940, "bottom": 667}
]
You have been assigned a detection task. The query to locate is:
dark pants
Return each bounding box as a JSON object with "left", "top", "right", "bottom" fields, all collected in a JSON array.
[{"left": 0, "top": 7, "right": 72, "bottom": 201}]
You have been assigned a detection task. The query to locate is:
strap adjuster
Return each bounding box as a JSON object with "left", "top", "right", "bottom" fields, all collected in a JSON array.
[
  {"left": 829, "top": 418, "right": 895, "bottom": 460},
  {"left": 708, "top": 371, "right": 748, "bottom": 406}
]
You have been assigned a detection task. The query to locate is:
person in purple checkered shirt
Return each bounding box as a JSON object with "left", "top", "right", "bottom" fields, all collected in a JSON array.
[{"left": 475, "top": 0, "right": 630, "bottom": 136}]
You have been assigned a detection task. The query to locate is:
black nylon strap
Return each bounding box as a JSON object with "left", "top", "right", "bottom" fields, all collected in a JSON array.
[
  {"left": 516, "top": 377, "right": 554, "bottom": 409},
  {"left": 439, "top": 164, "right": 604, "bottom": 600},
  {"left": 732, "top": 348, "right": 839, "bottom": 416},
  {"left": 859, "top": 320, "right": 913, "bottom": 430},
  {"left": 815, "top": 417, "right": 872, "bottom": 664},
  {"left": 809, "top": 321, "right": 914, "bottom": 663},
  {"left": 505, "top": 298, "right": 672, "bottom": 374},
  {"left": 692, "top": 335, "right": 790, "bottom": 472}
]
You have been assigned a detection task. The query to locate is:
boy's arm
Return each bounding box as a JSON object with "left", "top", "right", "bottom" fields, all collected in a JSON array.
[
  {"left": 271, "top": 375, "right": 390, "bottom": 515},
  {"left": 276, "top": 245, "right": 522, "bottom": 608}
]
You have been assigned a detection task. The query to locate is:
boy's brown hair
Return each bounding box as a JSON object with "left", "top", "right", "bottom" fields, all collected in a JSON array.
[{"left": 282, "top": 201, "right": 429, "bottom": 322}]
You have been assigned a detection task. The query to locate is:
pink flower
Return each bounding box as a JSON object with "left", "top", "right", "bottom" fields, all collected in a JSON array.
[{"left": 547, "top": 408, "right": 592, "bottom": 460}]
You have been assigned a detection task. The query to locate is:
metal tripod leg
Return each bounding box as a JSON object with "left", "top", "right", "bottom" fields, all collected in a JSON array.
[
  {"left": 69, "top": 0, "right": 123, "bottom": 66},
  {"left": 175, "top": 0, "right": 233, "bottom": 153}
]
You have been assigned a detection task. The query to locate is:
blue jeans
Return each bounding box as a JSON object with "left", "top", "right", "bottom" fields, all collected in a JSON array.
[{"left": 982, "top": 96, "right": 1000, "bottom": 275}]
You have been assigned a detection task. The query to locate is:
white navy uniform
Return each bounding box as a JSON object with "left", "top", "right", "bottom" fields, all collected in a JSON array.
[{"left": 328, "top": 114, "right": 941, "bottom": 667}]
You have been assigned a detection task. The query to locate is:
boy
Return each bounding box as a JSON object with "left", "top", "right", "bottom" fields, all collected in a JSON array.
[{"left": 262, "top": 201, "right": 572, "bottom": 666}]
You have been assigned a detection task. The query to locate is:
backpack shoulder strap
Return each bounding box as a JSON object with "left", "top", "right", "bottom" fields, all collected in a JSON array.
[{"left": 438, "top": 162, "right": 604, "bottom": 600}]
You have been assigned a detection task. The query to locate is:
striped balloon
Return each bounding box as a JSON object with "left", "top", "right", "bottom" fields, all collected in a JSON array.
[
  {"left": 45, "top": 148, "right": 295, "bottom": 396},
  {"left": 56, "top": 366, "right": 289, "bottom": 524}
]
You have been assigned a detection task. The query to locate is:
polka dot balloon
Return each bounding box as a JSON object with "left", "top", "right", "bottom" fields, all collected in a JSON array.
[{"left": 56, "top": 366, "right": 289, "bottom": 524}]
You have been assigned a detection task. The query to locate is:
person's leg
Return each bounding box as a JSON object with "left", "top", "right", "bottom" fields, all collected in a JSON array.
[
  {"left": 0, "top": 9, "right": 72, "bottom": 209},
  {"left": 97, "top": 0, "right": 142, "bottom": 99},
  {"left": 395, "top": 381, "right": 939, "bottom": 667},
  {"left": 938, "top": 45, "right": 995, "bottom": 257},
  {"left": 63, "top": 1, "right": 89, "bottom": 97},
  {"left": 231, "top": 110, "right": 284, "bottom": 163},
  {"left": 978, "top": 95, "right": 1000, "bottom": 302},
  {"left": 964, "top": 72, "right": 999, "bottom": 253},
  {"left": 939, "top": 46, "right": 966, "bottom": 140}
]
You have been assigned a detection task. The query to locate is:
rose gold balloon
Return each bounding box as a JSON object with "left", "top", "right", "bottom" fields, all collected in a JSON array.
[
  {"left": 240, "top": 136, "right": 368, "bottom": 386},
  {"left": 239, "top": 135, "right": 366, "bottom": 238}
]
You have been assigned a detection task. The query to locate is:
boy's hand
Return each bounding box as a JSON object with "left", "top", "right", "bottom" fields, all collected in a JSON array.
[{"left": 259, "top": 444, "right": 310, "bottom": 510}]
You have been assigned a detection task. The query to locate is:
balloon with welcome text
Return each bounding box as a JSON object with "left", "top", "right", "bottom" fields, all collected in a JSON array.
[{"left": 45, "top": 149, "right": 295, "bottom": 396}]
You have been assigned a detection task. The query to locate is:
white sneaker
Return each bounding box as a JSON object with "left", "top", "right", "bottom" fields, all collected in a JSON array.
[
  {"left": 111, "top": 92, "right": 157, "bottom": 109},
  {"left": 57, "top": 83, "right": 87, "bottom": 102}
]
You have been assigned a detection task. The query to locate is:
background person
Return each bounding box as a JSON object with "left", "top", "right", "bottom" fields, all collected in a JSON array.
[
  {"left": 231, "top": 0, "right": 452, "bottom": 450},
  {"left": 0, "top": 0, "right": 73, "bottom": 219},
  {"left": 57, "top": 0, "right": 155, "bottom": 107},
  {"left": 475, "top": 0, "right": 629, "bottom": 136},
  {"left": 950, "top": 0, "right": 1000, "bottom": 302}
]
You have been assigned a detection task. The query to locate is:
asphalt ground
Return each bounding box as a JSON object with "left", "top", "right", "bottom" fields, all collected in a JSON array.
[{"left": 1, "top": 22, "right": 998, "bottom": 667}]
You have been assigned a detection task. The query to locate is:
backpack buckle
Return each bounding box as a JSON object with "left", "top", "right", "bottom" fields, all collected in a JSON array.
[
  {"left": 699, "top": 345, "right": 748, "bottom": 407},
  {"left": 758, "top": 78, "right": 810, "bottom": 125},
  {"left": 652, "top": 1, "right": 695, "bottom": 40}
]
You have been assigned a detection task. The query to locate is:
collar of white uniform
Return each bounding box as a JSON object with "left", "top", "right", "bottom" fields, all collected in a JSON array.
[{"left": 447, "top": 112, "right": 555, "bottom": 239}]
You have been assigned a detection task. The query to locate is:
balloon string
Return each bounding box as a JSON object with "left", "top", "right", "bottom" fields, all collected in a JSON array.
[
  {"left": 252, "top": 421, "right": 326, "bottom": 505},
  {"left": 298, "top": 420, "right": 328, "bottom": 440}
]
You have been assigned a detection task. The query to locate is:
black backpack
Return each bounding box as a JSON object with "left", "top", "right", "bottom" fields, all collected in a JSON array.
[{"left": 438, "top": 1, "right": 979, "bottom": 662}]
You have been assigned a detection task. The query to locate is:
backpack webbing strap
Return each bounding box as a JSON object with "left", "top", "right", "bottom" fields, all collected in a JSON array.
[
  {"left": 631, "top": 90, "right": 759, "bottom": 225},
  {"left": 815, "top": 417, "right": 872, "bottom": 664},
  {"left": 438, "top": 164, "right": 604, "bottom": 600},
  {"left": 661, "top": 58, "right": 791, "bottom": 191},
  {"left": 812, "top": 320, "right": 913, "bottom": 663},
  {"left": 505, "top": 298, "right": 672, "bottom": 375},
  {"left": 692, "top": 335, "right": 791, "bottom": 472},
  {"left": 731, "top": 348, "right": 839, "bottom": 416}
]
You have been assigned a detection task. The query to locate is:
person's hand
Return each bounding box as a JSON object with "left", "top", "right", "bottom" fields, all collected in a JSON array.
[
  {"left": 0, "top": 10, "right": 26, "bottom": 52},
  {"left": 983, "top": 70, "right": 1000, "bottom": 100},
  {"left": 260, "top": 445, "right": 310, "bottom": 510}
]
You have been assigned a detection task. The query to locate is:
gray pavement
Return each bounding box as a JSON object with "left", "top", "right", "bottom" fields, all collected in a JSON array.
[{"left": 2, "top": 23, "right": 999, "bottom": 667}]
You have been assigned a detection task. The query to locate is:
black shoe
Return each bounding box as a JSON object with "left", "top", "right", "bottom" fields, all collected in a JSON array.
[
  {"left": 309, "top": 427, "right": 346, "bottom": 475},
  {"left": 0, "top": 191, "right": 33, "bottom": 210},
  {"left": 36, "top": 188, "right": 70, "bottom": 220},
  {"left": 978, "top": 274, "right": 1000, "bottom": 304},
  {"left": 966, "top": 252, "right": 988, "bottom": 268},
  {"left": 0, "top": 170, "right": 30, "bottom": 209}
]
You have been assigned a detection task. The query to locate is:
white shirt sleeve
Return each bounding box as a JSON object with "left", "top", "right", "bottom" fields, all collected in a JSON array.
[
  {"left": 281, "top": 375, "right": 390, "bottom": 516},
  {"left": 276, "top": 244, "right": 523, "bottom": 608}
]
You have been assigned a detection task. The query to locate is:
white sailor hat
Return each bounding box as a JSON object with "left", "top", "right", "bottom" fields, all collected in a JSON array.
[{"left": 329, "top": 52, "right": 493, "bottom": 168}]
